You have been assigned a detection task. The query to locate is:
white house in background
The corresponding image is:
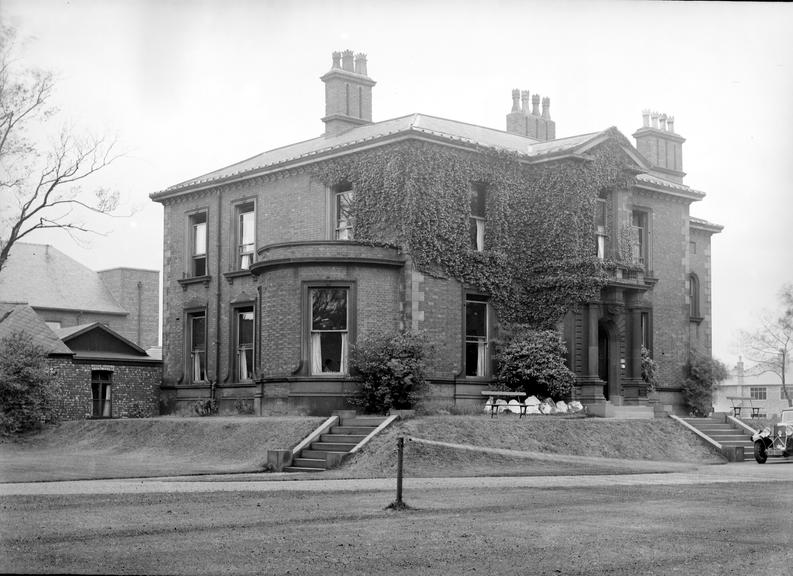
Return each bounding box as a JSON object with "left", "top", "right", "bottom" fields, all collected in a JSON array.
[{"left": 713, "top": 357, "right": 791, "bottom": 419}]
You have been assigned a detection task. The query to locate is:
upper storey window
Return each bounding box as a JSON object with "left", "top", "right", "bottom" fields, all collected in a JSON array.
[
  {"left": 469, "top": 183, "right": 486, "bottom": 251},
  {"left": 237, "top": 203, "right": 255, "bottom": 270},
  {"left": 334, "top": 184, "right": 354, "bottom": 240},
  {"left": 190, "top": 211, "right": 207, "bottom": 277},
  {"left": 689, "top": 273, "right": 700, "bottom": 319},
  {"left": 631, "top": 210, "right": 648, "bottom": 266},
  {"left": 595, "top": 197, "right": 608, "bottom": 259}
]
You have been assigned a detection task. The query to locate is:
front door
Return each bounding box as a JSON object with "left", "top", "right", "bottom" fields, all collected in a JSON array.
[{"left": 598, "top": 326, "right": 609, "bottom": 400}]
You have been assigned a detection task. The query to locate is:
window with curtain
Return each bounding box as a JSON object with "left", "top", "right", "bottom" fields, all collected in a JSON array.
[
  {"left": 335, "top": 186, "right": 354, "bottom": 240},
  {"left": 190, "top": 211, "right": 207, "bottom": 276},
  {"left": 189, "top": 312, "right": 207, "bottom": 382},
  {"left": 310, "top": 288, "right": 349, "bottom": 375},
  {"left": 595, "top": 197, "right": 607, "bottom": 259},
  {"left": 465, "top": 294, "right": 488, "bottom": 377},
  {"left": 91, "top": 370, "right": 112, "bottom": 418},
  {"left": 236, "top": 307, "right": 254, "bottom": 381},
  {"left": 469, "top": 183, "right": 486, "bottom": 251},
  {"left": 237, "top": 203, "right": 255, "bottom": 270},
  {"left": 631, "top": 210, "right": 648, "bottom": 266}
]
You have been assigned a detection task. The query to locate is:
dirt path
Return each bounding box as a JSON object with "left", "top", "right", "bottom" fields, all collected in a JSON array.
[{"left": 1, "top": 465, "right": 791, "bottom": 575}]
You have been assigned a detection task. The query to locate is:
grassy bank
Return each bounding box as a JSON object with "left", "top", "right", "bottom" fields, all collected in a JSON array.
[{"left": 0, "top": 414, "right": 724, "bottom": 482}]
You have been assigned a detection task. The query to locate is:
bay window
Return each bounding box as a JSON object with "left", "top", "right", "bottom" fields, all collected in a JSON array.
[{"left": 310, "top": 287, "right": 349, "bottom": 375}]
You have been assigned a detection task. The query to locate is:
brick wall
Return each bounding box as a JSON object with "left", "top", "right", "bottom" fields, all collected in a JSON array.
[
  {"left": 46, "top": 357, "right": 161, "bottom": 420},
  {"left": 97, "top": 268, "right": 160, "bottom": 349}
]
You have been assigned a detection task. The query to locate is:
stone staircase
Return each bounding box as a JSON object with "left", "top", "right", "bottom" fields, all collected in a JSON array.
[
  {"left": 284, "top": 415, "right": 387, "bottom": 473},
  {"left": 681, "top": 414, "right": 756, "bottom": 461}
]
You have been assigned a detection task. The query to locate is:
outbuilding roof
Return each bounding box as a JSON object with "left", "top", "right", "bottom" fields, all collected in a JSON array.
[
  {"left": 0, "top": 302, "right": 73, "bottom": 355},
  {"left": 0, "top": 243, "right": 127, "bottom": 315}
]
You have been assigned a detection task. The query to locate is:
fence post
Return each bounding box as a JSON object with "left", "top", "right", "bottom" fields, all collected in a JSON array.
[{"left": 387, "top": 436, "right": 409, "bottom": 510}]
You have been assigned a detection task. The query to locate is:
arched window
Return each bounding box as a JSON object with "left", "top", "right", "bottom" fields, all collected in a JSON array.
[{"left": 689, "top": 273, "right": 700, "bottom": 318}]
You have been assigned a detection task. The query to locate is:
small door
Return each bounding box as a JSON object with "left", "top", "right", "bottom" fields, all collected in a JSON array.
[{"left": 91, "top": 370, "right": 112, "bottom": 418}]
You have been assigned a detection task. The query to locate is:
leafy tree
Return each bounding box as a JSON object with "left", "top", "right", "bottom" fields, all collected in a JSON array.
[
  {"left": 682, "top": 350, "right": 729, "bottom": 417},
  {"left": 495, "top": 328, "right": 575, "bottom": 400},
  {"left": 0, "top": 332, "right": 55, "bottom": 434},
  {"left": 350, "top": 330, "right": 431, "bottom": 414},
  {"left": 0, "top": 24, "right": 121, "bottom": 273},
  {"left": 740, "top": 283, "right": 792, "bottom": 406}
]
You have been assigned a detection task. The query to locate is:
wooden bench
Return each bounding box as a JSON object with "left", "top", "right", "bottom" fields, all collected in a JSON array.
[
  {"left": 726, "top": 396, "right": 760, "bottom": 419},
  {"left": 481, "top": 391, "right": 527, "bottom": 418}
]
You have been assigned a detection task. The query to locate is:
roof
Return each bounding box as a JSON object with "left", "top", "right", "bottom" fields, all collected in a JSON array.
[
  {"left": 689, "top": 216, "right": 724, "bottom": 234},
  {"left": 54, "top": 321, "right": 159, "bottom": 363},
  {"left": 152, "top": 113, "right": 699, "bottom": 202},
  {"left": 0, "top": 243, "right": 128, "bottom": 315},
  {"left": 0, "top": 302, "right": 73, "bottom": 355}
]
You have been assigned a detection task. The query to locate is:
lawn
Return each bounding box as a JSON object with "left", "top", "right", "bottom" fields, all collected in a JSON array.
[{"left": 0, "top": 413, "right": 724, "bottom": 483}]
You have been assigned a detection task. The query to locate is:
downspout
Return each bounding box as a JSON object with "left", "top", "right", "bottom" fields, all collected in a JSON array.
[
  {"left": 214, "top": 189, "right": 222, "bottom": 405},
  {"left": 136, "top": 281, "right": 143, "bottom": 346}
]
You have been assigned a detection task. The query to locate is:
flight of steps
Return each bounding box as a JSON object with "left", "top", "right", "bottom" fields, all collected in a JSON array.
[
  {"left": 681, "top": 415, "right": 756, "bottom": 461},
  {"left": 284, "top": 415, "right": 386, "bottom": 473}
]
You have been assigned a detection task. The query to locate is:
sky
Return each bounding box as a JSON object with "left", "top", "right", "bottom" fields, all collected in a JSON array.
[{"left": 2, "top": 0, "right": 792, "bottom": 366}]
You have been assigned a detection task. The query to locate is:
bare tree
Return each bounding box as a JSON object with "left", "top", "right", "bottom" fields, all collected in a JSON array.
[
  {"left": 0, "top": 24, "right": 121, "bottom": 273},
  {"left": 740, "top": 283, "right": 793, "bottom": 407}
]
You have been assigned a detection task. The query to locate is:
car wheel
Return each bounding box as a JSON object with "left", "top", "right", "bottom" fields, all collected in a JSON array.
[{"left": 754, "top": 441, "right": 768, "bottom": 464}]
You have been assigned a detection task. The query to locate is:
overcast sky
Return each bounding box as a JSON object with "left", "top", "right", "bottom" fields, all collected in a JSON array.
[{"left": 3, "top": 0, "right": 792, "bottom": 367}]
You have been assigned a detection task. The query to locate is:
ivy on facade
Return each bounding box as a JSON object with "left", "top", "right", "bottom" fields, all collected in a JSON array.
[{"left": 312, "top": 132, "right": 637, "bottom": 329}]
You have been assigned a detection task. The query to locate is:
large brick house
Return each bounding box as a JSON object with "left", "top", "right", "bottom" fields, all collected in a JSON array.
[{"left": 151, "top": 50, "right": 721, "bottom": 416}]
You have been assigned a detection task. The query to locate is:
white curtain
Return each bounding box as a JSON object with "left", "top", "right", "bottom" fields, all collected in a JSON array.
[
  {"left": 311, "top": 333, "right": 323, "bottom": 374},
  {"left": 476, "top": 219, "right": 485, "bottom": 251},
  {"left": 477, "top": 342, "right": 487, "bottom": 377},
  {"left": 102, "top": 385, "right": 112, "bottom": 417},
  {"left": 193, "top": 352, "right": 203, "bottom": 381},
  {"left": 239, "top": 350, "right": 249, "bottom": 381},
  {"left": 340, "top": 333, "right": 348, "bottom": 374}
]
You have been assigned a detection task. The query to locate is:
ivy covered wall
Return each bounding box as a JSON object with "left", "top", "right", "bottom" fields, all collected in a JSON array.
[{"left": 312, "top": 132, "right": 639, "bottom": 330}]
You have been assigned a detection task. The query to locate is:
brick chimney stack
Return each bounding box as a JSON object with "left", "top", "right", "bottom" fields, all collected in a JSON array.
[
  {"left": 505, "top": 88, "right": 556, "bottom": 141},
  {"left": 320, "top": 50, "right": 376, "bottom": 137},
  {"left": 633, "top": 110, "right": 686, "bottom": 183}
]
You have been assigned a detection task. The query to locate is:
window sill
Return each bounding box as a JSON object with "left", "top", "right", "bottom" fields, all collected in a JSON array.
[
  {"left": 178, "top": 275, "right": 212, "bottom": 290},
  {"left": 223, "top": 270, "right": 254, "bottom": 284}
]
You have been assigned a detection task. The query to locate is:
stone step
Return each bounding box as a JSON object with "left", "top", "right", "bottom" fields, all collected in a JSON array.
[
  {"left": 292, "top": 457, "right": 327, "bottom": 469},
  {"left": 283, "top": 466, "right": 325, "bottom": 473},
  {"left": 320, "top": 433, "right": 366, "bottom": 444},
  {"left": 341, "top": 417, "right": 386, "bottom": 427},
  {"left": 300, "top": 449, "right": 348, "bottom": 460},
  {"left": 332, "top": 426, "right": 379, "bottom": 435},
  {"left": 310, "top": 441, "right": 359, "bottom": 452}
]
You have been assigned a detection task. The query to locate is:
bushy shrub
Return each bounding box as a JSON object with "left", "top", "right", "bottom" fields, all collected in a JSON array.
[
  {"left": 0, "top": 332, "right": 55, "bottom": 434},
  {"left": 682, "top": 350, "right": 729, "bottom": 416},
  {"left": 495, "top": 328, "right": 575, "bottom": 400},
  {"left": 350, "top": 330, "right": 431, "bottom": 414},
  {"left": 641, "top": 346, "right": 659, "bottom": 392}
]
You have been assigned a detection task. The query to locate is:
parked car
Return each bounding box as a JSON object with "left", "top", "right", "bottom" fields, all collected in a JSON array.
[{"left": 753, "top": 409, "right": 793, "bottom": 464}]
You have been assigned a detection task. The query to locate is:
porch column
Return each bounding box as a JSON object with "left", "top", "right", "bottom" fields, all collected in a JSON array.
[
  {"left": 576, "top": 302, "right": 605, "bottom": 404},
  {"left": 587, "top": 303, "right": 600, "bottom": 377},
  {"left": 629, "top": 307, "right": 643, "bottom": 380}
]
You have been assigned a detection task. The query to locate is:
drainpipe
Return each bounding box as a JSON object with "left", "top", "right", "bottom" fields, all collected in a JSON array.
[
  {"left": 136, "top": 281, "right": 143, "bottom": 346},
  {"left": 214, "top": 189, "right": 222, "bottom": 403}
]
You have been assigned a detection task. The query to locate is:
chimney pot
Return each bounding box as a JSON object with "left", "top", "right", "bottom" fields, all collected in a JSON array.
[
  {"left": 641, "top": 109, "right": 650, "bottom": 127},
  {"left": 520, "top": 90, "right": 530, "bottom": 114},
  {"left": 511, "top": 89, "right": 520, "bottom": 113},
  {"left": 541, "top": 97, "right": 551, "bottom": 120},
  {"left": 341, "top": 49, "right": 354, "bottom": 71},
  {"left": 667, "top": 115, "right": 675, "bottom": 133},
  {"left": 332, "top": 51, "right": 341, "bottom": 68},
  {"left": 354, "top": 53, "right": 368, "bottom": 76},
  {"left": 531, "top": 94, "right": 540, "bottom": 115},
  {"left": 659, "top": 113, "right": 667, "bottom": 131},
  {"left": 651, "top": 111, "right": 659, "bottom": 129}
]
